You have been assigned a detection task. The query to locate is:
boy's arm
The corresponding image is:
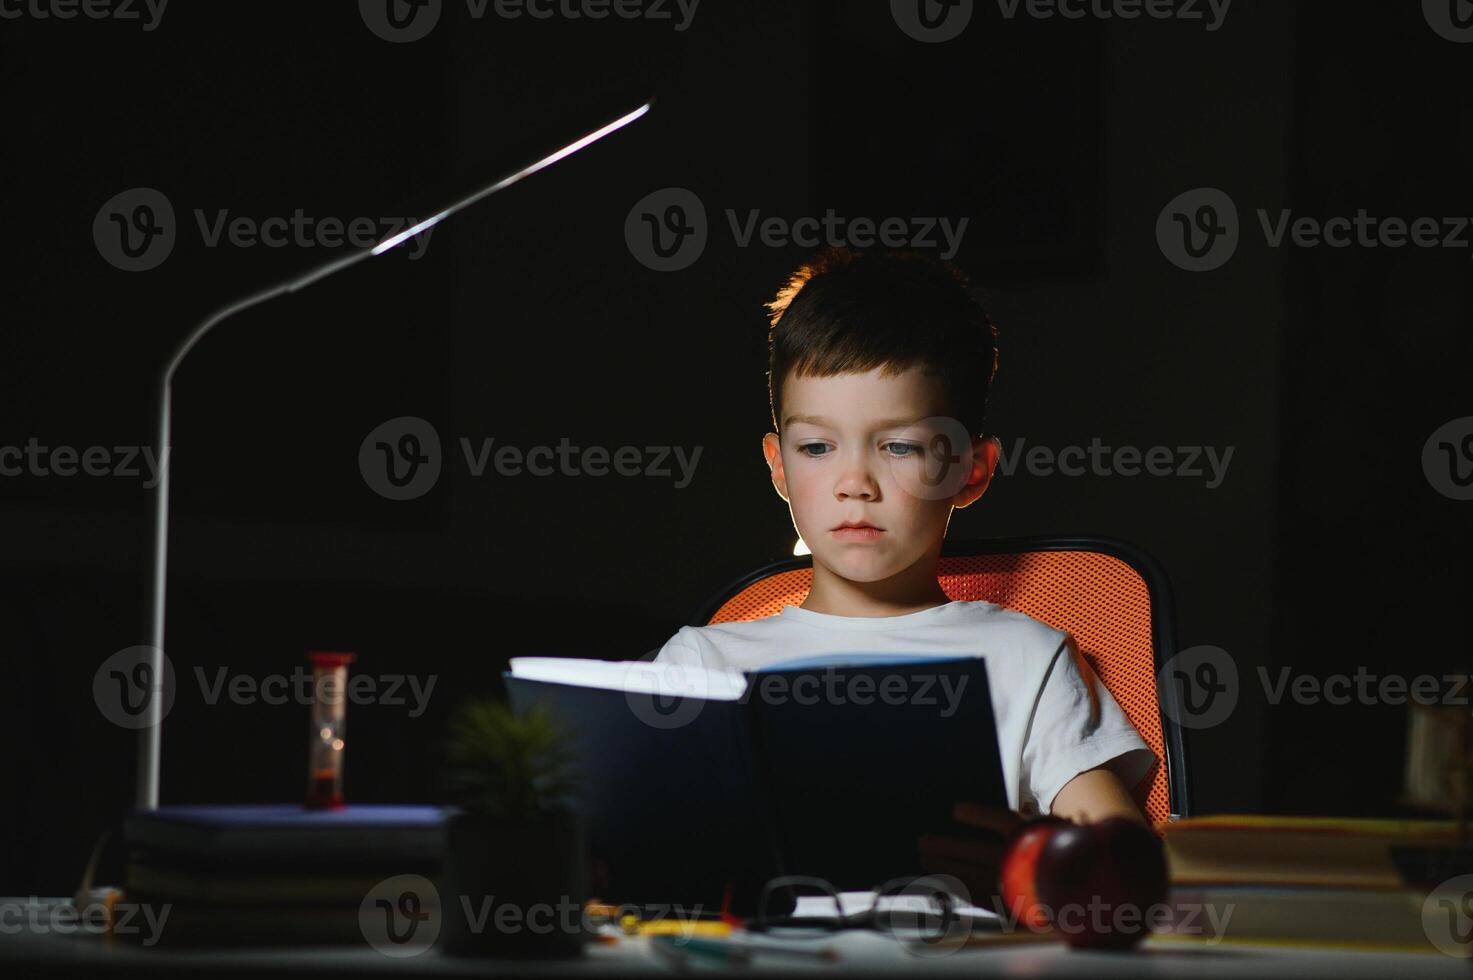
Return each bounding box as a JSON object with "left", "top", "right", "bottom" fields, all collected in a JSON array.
[
  {"left": 918, "top": 767, "right": 1145, "bottom": 901},
  {"left": 1049, "top": 764, "right": 1147, "bottom": 825}
]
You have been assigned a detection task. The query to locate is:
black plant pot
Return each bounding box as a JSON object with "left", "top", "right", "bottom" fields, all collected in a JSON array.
[{"left": 441, "top": 809, "right": 590, "bottom": 957}]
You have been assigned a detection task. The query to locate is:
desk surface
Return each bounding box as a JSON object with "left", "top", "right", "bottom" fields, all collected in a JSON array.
[{"left": 2, "top": 906, "right": 1468, "bottom": 980}]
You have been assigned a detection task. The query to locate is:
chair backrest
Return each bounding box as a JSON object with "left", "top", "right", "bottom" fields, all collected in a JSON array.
[{"left": 693, "top": 537, "right": 1190, "bottom": 828}]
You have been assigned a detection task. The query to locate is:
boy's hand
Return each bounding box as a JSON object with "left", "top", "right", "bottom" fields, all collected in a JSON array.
[{"left": 915, "top": 802, "right": 1028, "bottom": 905}]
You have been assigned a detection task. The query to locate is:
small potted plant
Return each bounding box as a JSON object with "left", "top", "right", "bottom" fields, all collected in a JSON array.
[{"left": 441, "top": 698, "right": 588, "bottom": 956}]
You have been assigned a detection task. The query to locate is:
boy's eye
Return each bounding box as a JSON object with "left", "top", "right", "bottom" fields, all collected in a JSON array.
[{"left": 796, "top": 442, "right": 926, "bottom": 459}]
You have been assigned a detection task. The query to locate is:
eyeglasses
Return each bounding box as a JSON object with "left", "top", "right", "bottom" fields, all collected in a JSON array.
[{"left": 746, "top": 874, "right": 975, "bottom": 946}]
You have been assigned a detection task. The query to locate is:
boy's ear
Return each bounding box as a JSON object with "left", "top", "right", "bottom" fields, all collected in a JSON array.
[
  {"left": 762, "top": 432, "right": 790, "bottom": 502},
  {"left": 952, "top": 435, "right": 1001, "bottom": 510}
]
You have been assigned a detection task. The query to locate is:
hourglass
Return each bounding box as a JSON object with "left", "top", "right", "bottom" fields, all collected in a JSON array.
[{"left": 306, "top": 651, "right": 356, "bottom": 809}]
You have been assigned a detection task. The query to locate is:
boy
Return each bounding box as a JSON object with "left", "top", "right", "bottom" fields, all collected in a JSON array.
[{"left": 653, "top": 248, "right": 1154, "bottom": 888}]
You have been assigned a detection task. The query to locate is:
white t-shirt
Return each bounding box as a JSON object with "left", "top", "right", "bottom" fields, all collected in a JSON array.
[{"left": 652, "top": 600, "right": 1154, "bottom": 817}]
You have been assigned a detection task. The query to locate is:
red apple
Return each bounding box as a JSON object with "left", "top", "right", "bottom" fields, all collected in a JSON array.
[
  {"left": 1034, "top": 817, "right": 1167, "bottom": 950},
  {"left": 998, "top": 816, "right": 1067, "bottom": 931}
]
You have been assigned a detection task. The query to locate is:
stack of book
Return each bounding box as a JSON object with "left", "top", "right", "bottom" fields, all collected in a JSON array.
[
  {"left": 121, "top": 804, "right": 446, "bottom": 946},
  {"left": 1162, "top": 814, "right": 1471, "bottom": 954}
]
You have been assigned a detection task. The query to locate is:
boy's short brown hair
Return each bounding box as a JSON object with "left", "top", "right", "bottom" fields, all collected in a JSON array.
[{"left": 765, "top": 247, "right": 999, "bottom": 437}]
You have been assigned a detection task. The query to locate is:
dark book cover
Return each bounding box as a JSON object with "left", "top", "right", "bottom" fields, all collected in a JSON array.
[{"left": 507, "top": 655, "right": 1004, "bottom": 914}]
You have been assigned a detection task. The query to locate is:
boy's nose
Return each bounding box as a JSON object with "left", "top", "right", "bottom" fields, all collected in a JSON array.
[{"left": 835, "top": 467, "right": 879, "bottom": 500}]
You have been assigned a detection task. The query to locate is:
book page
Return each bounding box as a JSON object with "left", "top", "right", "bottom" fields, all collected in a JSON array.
[
  {"left": 793, "top": 892, "right": 1000, "bottom": 920},
  {"left": 508, "top": 657, "right": 748, "bottom": 700}
]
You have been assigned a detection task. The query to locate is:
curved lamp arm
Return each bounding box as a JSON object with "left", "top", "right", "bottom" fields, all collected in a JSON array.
[{"left": 137, "top": 101, "right": 652, "bottom": 810}]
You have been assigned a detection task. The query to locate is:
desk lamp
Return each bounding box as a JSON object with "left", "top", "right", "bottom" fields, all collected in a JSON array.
[{"left": 134, "top": 102, "right": 652, "bottom": 811}]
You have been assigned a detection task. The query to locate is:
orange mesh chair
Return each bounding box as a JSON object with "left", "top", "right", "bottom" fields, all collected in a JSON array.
[{"left": 690, "top": 536, "right": 1191, "bottom": 829}]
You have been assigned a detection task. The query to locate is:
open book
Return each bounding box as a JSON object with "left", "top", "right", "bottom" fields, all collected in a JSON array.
[{"left": 505, "top": 653, "right": 1007, "bottom": 915}]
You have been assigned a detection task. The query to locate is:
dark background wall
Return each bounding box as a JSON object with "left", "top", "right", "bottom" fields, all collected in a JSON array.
[{"left": 1, "top": 0, "right": 1468, "bottom": 894}]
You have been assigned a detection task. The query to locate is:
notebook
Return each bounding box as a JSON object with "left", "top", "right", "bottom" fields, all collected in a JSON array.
[
  {"left": 123, "top": 804, "right": 447, "bottom": 872},
  {"left": 1163, "top": 814, "right": 1463, "bottom": 888},
  {"left": 505, "top": 653, "right": 1007, "bottom": 914}
]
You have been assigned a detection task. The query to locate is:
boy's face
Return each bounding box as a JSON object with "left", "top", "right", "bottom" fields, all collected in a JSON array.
[{"left": 762, "top": 365, "right": 998, "bottom": 585}]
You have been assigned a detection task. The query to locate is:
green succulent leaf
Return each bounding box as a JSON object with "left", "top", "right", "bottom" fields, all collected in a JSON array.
[{"left": 443, "top": 699, "right": 580, "bottom": 824}]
